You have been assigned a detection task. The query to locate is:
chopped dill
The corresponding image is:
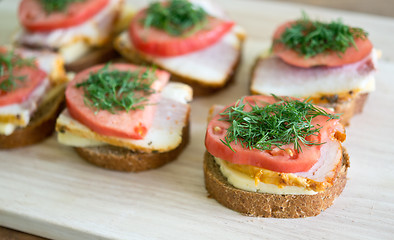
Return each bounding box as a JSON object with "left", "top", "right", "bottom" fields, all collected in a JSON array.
[
  {"left": 76, "top": 64, "right": 157, "bottom": 114},
  {"left": 219, "top": 95, "right": 340, "bottom": 153},
  {"left": 277, "top": 13, "right": 368, "bottom": 58},
  {"left": 0, "top": 50, "right": 36, "bottom": 92},
  {"left": 143, "top": 0, "right": 207, "bottom": 36}
]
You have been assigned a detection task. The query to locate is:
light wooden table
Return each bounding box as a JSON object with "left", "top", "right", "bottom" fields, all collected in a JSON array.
[{"left": 1, "top": 0, "right": 394, "bottom": 239}]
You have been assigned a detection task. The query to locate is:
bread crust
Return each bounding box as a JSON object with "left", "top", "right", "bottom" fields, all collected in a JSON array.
[
  {"left": 250, "top": 56, "right": 370, "bottom": 126},
  {"left": 74, "top": 117, "right": 190, "bottom": 172},
  {"left": 204, "top": 150, "right": 349, "bottom": 218},
  {"left": 0, "top": 87, "right": 65, "bottom": 149}
]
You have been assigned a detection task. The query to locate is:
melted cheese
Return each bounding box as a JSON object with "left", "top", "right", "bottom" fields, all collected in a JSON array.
[
  {"left": 56, "top": 82, "right": 192, "bottom": 152},
  {"left": 251, "top": 49, "right": 377, "bottom": 100},
  {"left": 214, "top": 157, "right": 317, "bottom": 195}
]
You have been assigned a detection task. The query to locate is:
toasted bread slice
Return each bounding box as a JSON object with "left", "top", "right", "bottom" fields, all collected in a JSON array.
[
  {"left": 0, "top": 84, "right": 66, "bottom": 149},
  {"left": 250, "top": 51, "right": 376, "bottom": 126},
  {"left": 204, "top": 149, "right": 349, "bottom": 218},
  {"left": 114, "top": 27, "right": 245, "bottom": 96}
]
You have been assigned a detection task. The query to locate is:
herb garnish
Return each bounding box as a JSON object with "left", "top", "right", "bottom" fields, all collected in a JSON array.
[
  {"left": 0, "top": 50, "right": 35, "bottom": 92},
  {"left": 143, "top": 0, "right": 207, "bottom": 36},
  {"left": 40, "top": 0, "right": 84, "bottom": 13},
  {"left": 278, "top": 13, "right": 368, "bottom": 58},
  {"left": 76, "top": 64, "right": 156, "bottom": 114},
  {"left": 219, "top": 96, "right": 339, "bottom": 153}
]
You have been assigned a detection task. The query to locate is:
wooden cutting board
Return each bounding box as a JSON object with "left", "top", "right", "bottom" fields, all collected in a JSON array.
[{"left": 1, "top": 0, "right": 394, "bottom": 239}]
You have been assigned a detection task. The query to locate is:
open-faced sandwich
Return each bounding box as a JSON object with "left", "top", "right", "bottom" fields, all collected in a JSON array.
[
  {"left": 114, "top": 0, "right": 245, "bottom": 96},
  {"left": 15, "top": 0, "right": 124, "bottom": 72},
  {"left": 56, "top": 63, "right": 192, "bottom": 172},
  {"left": 204, "top": 95, "right": 349, "bottom": 218},
  {"left": 250, "top": 15, "right": 376, "bottom": 126},
  {"left": 0, "top": 47, "right": 68, "bottom": 148}
]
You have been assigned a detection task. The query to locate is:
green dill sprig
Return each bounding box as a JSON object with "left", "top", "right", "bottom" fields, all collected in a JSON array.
[
  {"left": 76, "top": 64, "right": 157, "bottom": 114},
  {"left": 278, "top": 13, "right": 368, "bottom": 58},
  {"left": 219, "top": 96, "right": 340, "bottom": 153},
  {"left": 143, "top": 0, "right": 207, "bottom": 36},
  {"left": 0, "top": 50, "right": 36, "bottom": 92},
  {"left": 40, "top": 0, "right": 84, "bottom": 13}
]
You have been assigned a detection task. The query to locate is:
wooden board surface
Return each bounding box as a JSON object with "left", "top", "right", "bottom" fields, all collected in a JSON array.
[{"left": 1, "top": 0, "right": 394, "bottom": 239}]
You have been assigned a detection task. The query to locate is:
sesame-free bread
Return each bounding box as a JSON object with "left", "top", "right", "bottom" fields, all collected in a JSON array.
[
  {"left": 203, "top": 149, "right": 350, "bottom": 218},
  {"left": 74, "top": 120, "right": 190, "bottom": 172},
  {"left": 0, "top": 85, "right": 66, "bottom": 149}
]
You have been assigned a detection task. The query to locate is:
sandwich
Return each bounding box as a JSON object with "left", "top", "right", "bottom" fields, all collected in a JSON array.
[
  {"left": 204, "top": 95, "right": 349, "bottom": 217},
  {"left": 0, "top": 47, "right": 68, "bottom": 148},
  {"left": 114, "top": 0, "right": 246, "bottom": 96},
  {"left": 250, "top": 15, "right": 376, "bottom": 125},
  {"left": 56, "top": 63, "right": 192, "bottom": 172},
  {"left": 15, "top": 0, "right": 124, "bottom": 72}
]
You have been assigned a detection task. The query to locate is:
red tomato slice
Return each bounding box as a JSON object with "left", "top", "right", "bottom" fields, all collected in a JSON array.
[
  {"left": 272, "top": 21, "right": 373, "bottom": 68},
  {"left": 18, "top": 0, "right": 109, "bottom": 32},
  {"left": 66, "top": 63, "right": 170, "bottom": 139},
  {"left": 205, "top": 95, "right": 341, "bottom": 173},
  {"left": 0, "top": 67, "right": 46, "bottom": 106},
  {"left": 129, "top": 10, "right": 235, "bottom": 57}
]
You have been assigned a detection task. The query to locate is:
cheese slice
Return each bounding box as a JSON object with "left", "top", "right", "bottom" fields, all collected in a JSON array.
[
  {"left": 214, "top": 157, "right": 317, "bottom": 195},
  {"left": 56, "top": 82, "right": 192, "bottom": 152}
]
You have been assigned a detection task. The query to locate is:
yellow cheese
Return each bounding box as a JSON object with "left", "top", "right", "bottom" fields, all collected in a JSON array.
[
  {"left": 58, "top": 131, "right": 105, "bottom": 147},
  {"left": 0, "top": 123, "right": 17, "bottom": 136},
  {"left": 59, "top": 41, "right": 91, "bottom": 64},
  {"left": 214, "top": 157, "right": 317, "bottom": 195}
]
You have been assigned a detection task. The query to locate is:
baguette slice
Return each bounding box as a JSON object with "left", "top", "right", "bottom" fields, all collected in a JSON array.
[
  {"left": 114, "top": 27, "right": 245, "bottom": 96},
  {"left": 204, "top": 150, "right": 349, "bottom": 218},
  {"left": 250, "top": 51, "right": 376, "bottom": 126},
  {"left": 0, "top": 84, "right": 65, "bottom": 149}
]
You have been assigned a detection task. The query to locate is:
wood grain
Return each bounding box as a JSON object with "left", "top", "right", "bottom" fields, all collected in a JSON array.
[{"left": 1, "top": 0, "right": 394, "bottom": 239}]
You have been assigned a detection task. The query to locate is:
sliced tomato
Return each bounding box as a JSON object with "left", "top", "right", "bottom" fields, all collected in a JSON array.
[
  {"left": 0, "top": 67, "right": 46, "bottom": 106},
  {"left": 18, "top": 0, "right": 109, "bottom": 32},
  {"left": 66, "top": 63, "right": 170, "bottom": 139},
  {"left": 205, "top": 95, "right": 342, "bottom": 173},
  {"left": 129, "top": 10, "right": 235, "bottom": 57},
  {"left": 272, "top": 21, "right": 373, "bottom": 68}
]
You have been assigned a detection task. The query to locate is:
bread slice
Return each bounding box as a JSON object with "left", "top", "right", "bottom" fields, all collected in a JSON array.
[
  {"left": 204, "top": 149, "right": 349, "bottom": 218},
  {"left": 74, "top": 121, "right": 189, "bottom": 172},
  {"left": 250, "top": 52, "right": 376, "bottom": 126},
  {"left": 0, "top": 85, "right": 66, "bottom": 149},
  {"left": 114, "top": 28, "right": 245, "bottom": 96}
]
